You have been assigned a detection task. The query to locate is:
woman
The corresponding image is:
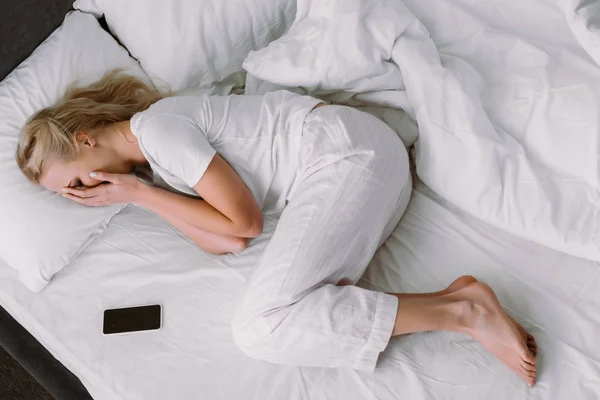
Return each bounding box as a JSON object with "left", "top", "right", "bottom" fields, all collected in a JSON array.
[{"left": 17, "top": 70, "right": 537, "bottom": 385}]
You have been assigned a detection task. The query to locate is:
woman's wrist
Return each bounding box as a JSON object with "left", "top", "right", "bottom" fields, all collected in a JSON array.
[{"left": 132, "top": 182, "right": 154, "bottom": 206}]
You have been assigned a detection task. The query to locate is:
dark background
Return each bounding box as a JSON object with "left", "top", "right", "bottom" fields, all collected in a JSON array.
[
  {"left": 1, "top": 0, "right": 94, "bottom": 398},
  {"left": 1, "top": 0, "right": 74, "bottom": 80}
]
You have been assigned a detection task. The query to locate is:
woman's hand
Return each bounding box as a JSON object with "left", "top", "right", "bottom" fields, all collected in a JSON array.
[{"left": 61, "top": 171, "right": 146, "bottom": 207}]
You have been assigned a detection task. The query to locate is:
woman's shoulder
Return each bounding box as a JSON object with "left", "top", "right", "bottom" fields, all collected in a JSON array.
[
  {"left": 141, "top": 95, "right": 207, "bottom": 117},
  {"left": 131, "top": 95, "right": 206, "bottom": 132}
]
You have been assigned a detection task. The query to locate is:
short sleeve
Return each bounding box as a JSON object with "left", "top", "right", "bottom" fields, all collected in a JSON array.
[{"left": 136, "top": 114, "right": 217, "bottom": 188}]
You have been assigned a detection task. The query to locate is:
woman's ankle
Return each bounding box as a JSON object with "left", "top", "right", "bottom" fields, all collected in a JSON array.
[{"left": 390, "top": 294, "right": 474, "bottom": 336}]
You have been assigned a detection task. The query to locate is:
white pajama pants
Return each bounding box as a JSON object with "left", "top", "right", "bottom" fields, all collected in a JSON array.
[{"left": 231, "top": 105, "right": 412, "bottom": 371}]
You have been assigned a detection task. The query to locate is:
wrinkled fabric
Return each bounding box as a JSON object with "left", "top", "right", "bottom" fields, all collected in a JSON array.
[{"left": 245, "top": 0, "right": 600, "bottom": 261}]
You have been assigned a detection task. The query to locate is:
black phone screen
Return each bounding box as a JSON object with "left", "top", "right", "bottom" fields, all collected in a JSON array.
[{"left": 103, "top": 305, "right": 161, "bottom": 335}]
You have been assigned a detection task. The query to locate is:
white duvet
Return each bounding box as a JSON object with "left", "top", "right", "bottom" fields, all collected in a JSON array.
[{"left": 245, "top": 0, "right": 600, "bottom": 261}]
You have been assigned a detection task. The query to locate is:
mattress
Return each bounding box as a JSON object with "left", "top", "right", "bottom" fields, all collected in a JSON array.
[{"left": 0, "top": 180, "right": 597, "bottom": 399}]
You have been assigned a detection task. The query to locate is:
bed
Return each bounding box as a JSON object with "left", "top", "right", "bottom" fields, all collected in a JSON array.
[
  {"left": 1, "top": 0, "right": 599, "bottom": 399},
  {"left": 1, "top": 181, "right": 598, "bottom": 399}
]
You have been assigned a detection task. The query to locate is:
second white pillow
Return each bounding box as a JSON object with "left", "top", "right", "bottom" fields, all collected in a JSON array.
[{"left": 74, "top": 0, "right": 297, "bottom": 94}]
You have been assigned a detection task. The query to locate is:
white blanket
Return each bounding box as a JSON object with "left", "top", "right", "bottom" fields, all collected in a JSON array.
[{"left": 244, "top": 0, "right": 600, "bottom": 261}]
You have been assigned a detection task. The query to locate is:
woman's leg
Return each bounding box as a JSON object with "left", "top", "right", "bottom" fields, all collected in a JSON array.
[
  {"left": 387, "top": 281, "right": 537, "bottom": 386},
  {"left": 385, "top": 276, "right": 537, "bottom": 360},
  {"left": 232, "top": 106, "right": 411, "bottom": 372},
  {"left": 231, "top": 106, "right": 536, "bottom": 385},
  {"left": 339, "top": 276, "right": 538, "bottom": 385},
  {"left": 337, "top": 275, "right": 477, "bottom": 297}
]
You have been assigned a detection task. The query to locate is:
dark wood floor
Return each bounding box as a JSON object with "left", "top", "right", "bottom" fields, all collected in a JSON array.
[{"left": 0, "top": 344, "right": 54, "bottom": 400}]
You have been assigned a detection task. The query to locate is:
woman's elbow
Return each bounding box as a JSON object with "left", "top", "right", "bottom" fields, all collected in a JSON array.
[
  {"left": 207, "top": 237, "right": 249, "bottom": 255},
  {"left": 229, "top": 237, "right": 250, "bottom": 254},
  {"left": 246, "top": 221, "right": 263, "bottom": 238},
  {"left": 239, "top": 214, "right": 263, "bottom": 238}
]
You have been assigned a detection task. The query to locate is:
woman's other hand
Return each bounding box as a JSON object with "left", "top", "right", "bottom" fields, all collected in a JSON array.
[{"left": 61, "top": 171, "right": 146, "bottom": 207}]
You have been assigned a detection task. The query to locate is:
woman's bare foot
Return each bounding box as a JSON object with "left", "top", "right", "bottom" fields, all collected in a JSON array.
[
  {"left": 441, "top": 275, "right": 478, "bottom": 295},
  {"left": 386, "top": 275, "right": 537, "bottom": 386},
  {"left": 342, "top": 274, "right": 537, "bottom": 380},
  {"left": 444, "top": 276, "right": 537, "bottom": 358},
  {"left": 451, "top": 282, "right": 537, "bottom": 386}
]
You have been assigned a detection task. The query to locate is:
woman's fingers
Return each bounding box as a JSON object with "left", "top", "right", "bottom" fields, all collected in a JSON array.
[
  {"left": 62, "top": 185, "right": 105, "bottom": 198},
  {"left": 90, "top": 171, "right": 121, "bottom": 183},
  {"left": 61, "top": 193, "right": 106, "bottom": 207},
  {"left": 61, "top": 172, "right": 135, "bottom": 205},
  {"left": 62, "top": 192, "right": 94, "bottom": 206}
]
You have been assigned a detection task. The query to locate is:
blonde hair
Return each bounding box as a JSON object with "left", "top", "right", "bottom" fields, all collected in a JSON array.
[{"left": 16, "top": 69, "right": 166, "bottom": 183}]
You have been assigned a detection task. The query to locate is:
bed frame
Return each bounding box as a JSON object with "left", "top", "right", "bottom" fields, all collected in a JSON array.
[{"left": 1, "top": 1, "right": 99, "bottom": 398}]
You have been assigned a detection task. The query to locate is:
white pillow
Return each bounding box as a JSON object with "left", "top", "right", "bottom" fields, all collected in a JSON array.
[
  {"left": 73, "top": 0, "right": 296, "bottom": 94},
  {"left": 242, "top": 0, "right": 411, "bottom": 94},
  {"left": 0, "top": 11, "right": 149, "bottom": 292}
]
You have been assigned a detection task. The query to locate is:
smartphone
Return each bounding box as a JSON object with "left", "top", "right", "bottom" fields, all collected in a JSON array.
[{"left": 103, "top": 304, "right": 162, "bottom": 335}]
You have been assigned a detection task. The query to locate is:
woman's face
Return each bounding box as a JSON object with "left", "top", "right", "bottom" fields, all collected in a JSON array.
[{"left": 39, "top": 134, "right": 133, "bottom": 193}]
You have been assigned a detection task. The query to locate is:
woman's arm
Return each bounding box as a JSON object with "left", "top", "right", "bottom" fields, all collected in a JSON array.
[
  {"left": 62, "top": 171, "right": 251, "bottom": 253},
  {"left": 63, "top": 119, "right": 263, "bottom": 240},
  {"left": 157, "top": 212, "right": 248, "bottom": 255},
  {"left": 135, "top": 154, "right": 263, "bottom": 238}
]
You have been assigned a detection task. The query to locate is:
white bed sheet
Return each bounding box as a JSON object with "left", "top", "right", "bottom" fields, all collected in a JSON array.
[{"left": 0, "top": 182, "right": 598, "bottom": 399}]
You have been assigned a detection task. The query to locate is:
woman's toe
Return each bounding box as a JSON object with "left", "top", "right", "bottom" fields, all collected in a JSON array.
[
  {"left": 522, "top": 350, "right": 536, "bottom": 365},
  {"left": 529, "top": 347, "right": 537, "bottom": 357},
  {"left": 521, "top": 361, "right": 536, "bottom": 372},
  {"left": 517, "top": 369, "right": 535, "bottom": 386},
  {"left": 528, "top": 341, "right": 537, "bottom": 354}
]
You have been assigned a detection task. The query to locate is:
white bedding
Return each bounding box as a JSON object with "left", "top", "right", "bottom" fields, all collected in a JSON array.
[
  {"left": 396, "top": 0, "right": 600, "bottom": 262},
  {"left": 2, "top": 0, "right": 600, "bottom": 398},
  {"left": 0, "top": 183, "right": 598, "bottom": 399},
  {"left": 245, "top": 0, "right": 600, "bottom": 262}
]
